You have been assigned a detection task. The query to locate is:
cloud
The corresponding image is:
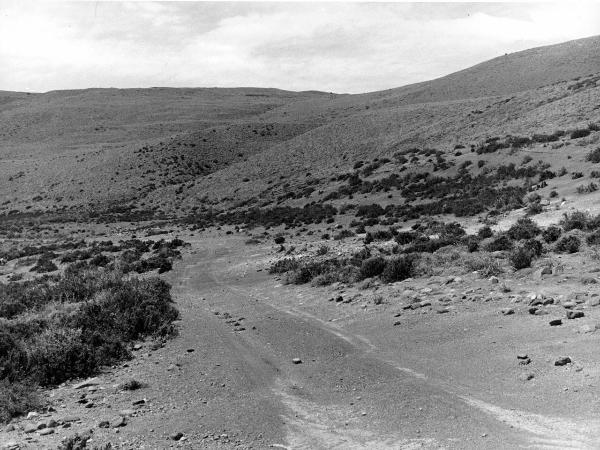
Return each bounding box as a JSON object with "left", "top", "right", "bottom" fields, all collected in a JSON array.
[{"left": 1, "top": 2, "right": 599, "bottom": 93}]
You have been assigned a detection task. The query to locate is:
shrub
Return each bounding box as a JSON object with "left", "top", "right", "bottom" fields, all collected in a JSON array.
[
  {"left": 477, "top": 226, "right": 494, "bottom": 239},
  {"left": 560, "top": 211, "right": 590, "bottom": 231},
  {"left": 586, "top": 229, "right": 600, "bottom": 245},
  {"left": 543, "top": 226, "right": 562, "bottom": 243},
  {"left": 381, "top": 256, "right": 414, "bottom": 283},
  {"left": 359, "top": 257, "right": 386, "bottom": 279},
  {"left": 30, "top": 255, "right": 58, "bottom": 273},
  {"left": 570, "top": 129, "right": 591, "bottom": 139},
  {"left": 466, "top": 238, "right": 479, "bottom": 253},
  {"left": 269, "top": 258, "right": 300, "bottom": 274},
  {"left": 555, "top": 235, "right": 580, "bottom": 253},
  {"left": 0, "top": 380, "right": 40, "bottom": 423},
  {"left": 333, "top": 229, "right": 355, "bottom": 240},
  {"left": 522, "top": 238, "right": 543, "bottom": 257},
  {"left": 463, "top": 255, "right": 503, "bottom": 277},
  {"left": 316, "top": 245, "right": 329, "bottom": 256},
  {"left": 485, "top": 235, "right": 513, "bottom": 252},
  {"left": 526, "top": 202, "right": 543, "bottom": 216},
  {"left": 510, "top": 247, "right": 533, "bottom": 270},
  {"left": 586, "top": 147, "right": 600, "bottom": 163},
  {"left": 507, "top": 218, "right": 540, "bottom": 240},
  {"left": 576, "top": 182, "right": 598, "bottom": 194},
  {"left": 274, "top": 236, "right": 285, "bottom": 245}
]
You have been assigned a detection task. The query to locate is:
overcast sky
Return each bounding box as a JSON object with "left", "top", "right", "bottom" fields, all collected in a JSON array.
[{"left": 1, "top": 1, "right": 600, "bottom": 94}]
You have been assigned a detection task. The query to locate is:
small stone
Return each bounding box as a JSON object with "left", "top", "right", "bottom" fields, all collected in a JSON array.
[
  {"left": 393, "top": 321, "right": 401, "bottom": 326},
  {"left": 186, "top": 348, "right": 195, "bottom": 353},
  {"left": 35, "top": 422, "right": 46, "bottom": 430},
  {"left": 566, "top": 310, "right": 584, "bottom": 319},
  {"left": 47, "top": 420, "right": 57, "bottom": 428},
  {"left": 2, "top": 441, "right": 19, "bottom": 450},
  {"left": 24, "top": 424, "right": 37, "bottom": 434},
  {"left": 489, "top": 276, "right": 499, "bottom": 284},
  {"left": 292, "top": 358, "right": 302, "bottom": 364},
  {"left": 555, "top": 357, "right": 572, "bottom": 366},
  {"left": 119, "top": 409, "right": 136, "bottom": 417},
  {"left": 112, "top": 416, "right": 127, "bottom": 428},
  {"left": 171, "top": 432, "right": 184, "bottom": 441},
  {"left": 133, "top": 344, "right": 142, "bottom": 351},
  {"left": 518, "top": 373, "right": 535, "bottom": 381},
  {"left": 26, "top": 412, "right": 39, "bottom": 420},
  {"left": 98, "top": 420, "right": 110, "bottom": 428},
  {"left": 74, "top": 378, "right": 100, "bottom": 389},
  {"left": 501, "top": 308, "right": 514, "bottom": 315},
  {"left": 549, "top": 319, "right": 562, "bottom": 326},
  {"left": 39, "top": 428, "right": 54, "bottom": 436},
  {"left": 517, "top": 354, "right": 528, "bottom": 360}
]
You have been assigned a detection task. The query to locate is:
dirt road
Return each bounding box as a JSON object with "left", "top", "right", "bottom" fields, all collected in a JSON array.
[{"left": 3, "top": 234, "right": 600, "bottom": 449}]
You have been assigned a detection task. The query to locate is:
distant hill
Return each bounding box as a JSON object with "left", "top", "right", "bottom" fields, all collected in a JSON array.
[{"left": 1, "top": 35, "right": 600, "bottom": 218}]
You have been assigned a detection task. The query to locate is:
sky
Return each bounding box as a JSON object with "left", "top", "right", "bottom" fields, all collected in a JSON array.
[{"left": 1, "top": 1, "right": 600, "bottom": 94}]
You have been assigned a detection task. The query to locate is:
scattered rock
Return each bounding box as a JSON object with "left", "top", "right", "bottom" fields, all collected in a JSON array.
[
  {"left": 555, "top": 357, "right": 572, "bottom": 366},
  {"left": 26, "top": 412, "right": 39, "bottom": 420},
  {"left": 23, "top": 424, "right": 37, "bottom": 434},
  {"left": 112, "top": 416, "right": 127, "bottom": 428},
  {"left": 566, "top": 310, "right": 584, "bottom": 319},
  {"left": 98, "top": 420, "right": 110, "bottom": 428},
  {"left": 518, "top": 373, "right": 535, "bottom": 381},
  {"left": 35, "top": 422, "right": 46, "bottom": 430},
  {"left": 489, "top": 276, "right": 499, "bottom": 284},
  {"left": 500, "top": 308, "right": 514, "bottom": 316},
  {"left": 292, "top": 358, "right": 302, "bottom": 365},
  {"left": 549, "top": 319, "right": 562, "bottom": 326},
  {"left": 171, "top": 432, "right": 184, "bottom": 441},
  {"left": 133, "top": 344, "right": 142, "bottom": 351},
  {"left": 39, "top": 428, "right": 54, "bottom": 436},
  {"left": 74, "top": 378, "right": 100, "bottom": 390},
  {"left": 2, "top": 442, "right": 19, "bottom": 450}
]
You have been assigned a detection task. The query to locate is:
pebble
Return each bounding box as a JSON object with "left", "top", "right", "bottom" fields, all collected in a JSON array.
[
  {"left": 171, "top": 432, "right": 184, "bottom": 441},
  {"left": 39, "top": 428, "right": 54, "bottom": 436},
  {"left": 518, "top": 373, "right": 535, "bottom": 381},
  {"left": 566, "top": 310, "right": 584, "bottom": 319},
  {"left": 555, "top": 357, "right": 572, "bottom": 366},
  {"left": 112, "top": 416, "right": 127, "bottom": 428},
  {"left": 549, "top": 319, "right": 562, "bottom": 326},
  {"left": 292, "top": 358, "right": 302, "bottom": 364},
  {"left": 501, "top": 308, "right": 514, "bottom": 315}
]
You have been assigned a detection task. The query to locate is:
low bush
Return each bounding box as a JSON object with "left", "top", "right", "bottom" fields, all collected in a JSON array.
[
  {"left": 485, "top": 235, "right": 513, "bottom": 252},
  {"left": 507, "top": 218, "right": 540, "bottom": 240},
  {"left": 555, "top": 235, "right": 581, "bottom": 253},
  {"left": 586, "top": 230, "right": 600, "bottom": 245},
  {"left": 542, "top": 226, "right": 562, "bottom": 243},
  {"left": 0, "top": 265, "right": 178, "bottom": 422},
  {"left": 522, "top": 238, "right": 543, "bottom": 257},
  {"left": 586, "top": 147, "right": 600, "bottom": 163},
  {"left": 477, "top": 226, "right": 494, "bottom": 239},
  {"left": 359, "top": 257, "right": 386, "bottom": 279},
  {"left": 570, "top": 129, "right": 591, "bottom": 139},
  {"left": 463, "top": 255, "right": 503, "bottom": 277},
  {"left": 509, "top": 246, "right": 533, "bottom": 270},
  {"left": 274, "top": 236, "right": 285, "bottom": 245},
  {"left": 381, "top": 256, "right": 414, "bottom": 283}
]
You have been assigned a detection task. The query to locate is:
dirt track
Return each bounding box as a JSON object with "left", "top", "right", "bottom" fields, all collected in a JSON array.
[{"left": 3, "top": 233, "right": 600, "bottom": 449}]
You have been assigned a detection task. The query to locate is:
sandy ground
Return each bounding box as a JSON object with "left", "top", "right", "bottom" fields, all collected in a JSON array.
[{"left": 3, "top": 231, "right": 600, "bottom": 449}]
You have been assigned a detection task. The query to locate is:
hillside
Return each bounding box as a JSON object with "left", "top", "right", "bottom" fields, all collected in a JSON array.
[{"left": 1, "top": 35, "right": 600, "bottom": 219}]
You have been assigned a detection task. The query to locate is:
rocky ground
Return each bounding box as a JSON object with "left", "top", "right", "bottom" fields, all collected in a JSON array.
[{"left": 2, "top": 225, "right": 600, "bottom": 449}]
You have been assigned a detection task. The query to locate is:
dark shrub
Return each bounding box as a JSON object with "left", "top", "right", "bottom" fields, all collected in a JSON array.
[
  {"left": 560, "top": 211, "right": 589, "bottom": 231},
  {"left": 570, "top": 129, "right": 591, "bottom": 139},
  {"left": 542, "top": 226, "right": 562, "bottom": 243},
  {"left": 381, "top": 256, "right": 414, "bottom": 283},
  {"left": 269, "top": 258, "right": 299, "bottom": 274},
  {"left": 509, "top": 247, "right": 533, "bottom": 270},
  {"left": 485, "top": 235, "right": 514, "bottom": 252},
  {"left": 586, "top": 230, "right": 600, "bottom": 245},
  {"left": 523, "top": 238, "right": 543, "bottom": 257},
  {"left": 395, "top": 231, "right": 419, "bottom": 245},
  {"left": 30, "top": 255, "right": 58, "bottom": 273},
  {"left": 507, "top": 218, "right": 540, "bottom": 240},
  {"left": 333, "top": 229, "right": 355, "bottom": 240},
  {"left": 0, "top": 331, "right": 27, "bottom": 382},
  {"left": 477, "top": 226, "right": 494, "bottom": 239},
  {"left": 526, "top": 202, "right": 543, "bottom": 216},
  {"left": 359, "top": 257, "right": 386, "bottom": 279},
  {"left": 467, "top": 238, "right": 479, "bottom": 253},
  {"left": 586, "top": 147, "right": 600, "bottom": 163},
  {"left": 555, "top": 235, "right": 580, "bottom": 253},
  {"left": 0, "top": 380, "right": 40, "bottom": 423},
  {"left": 89, "top": 254, "right": 110, "bottom": 267},
  {"left": 274, "top": 236, "right": 285, "bottom": 245}
]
